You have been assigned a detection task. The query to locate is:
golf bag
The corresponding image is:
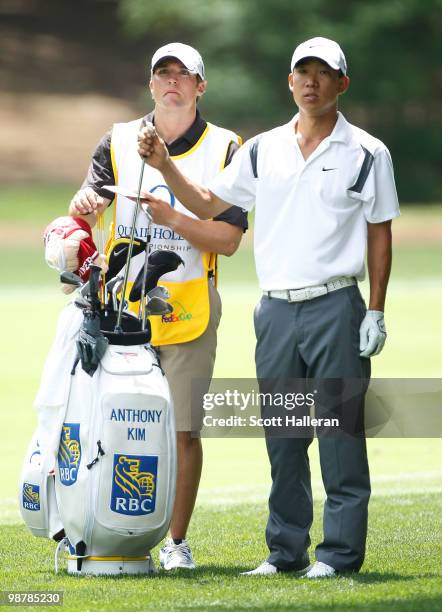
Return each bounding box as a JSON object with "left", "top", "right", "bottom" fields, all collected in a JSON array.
[
  {"left": 56, "top": 332, "right": 175, "bottom": 575},
  {"left": 19, "top": 304, "right": 83, "bottom": 541},
  {"left": 20, "top": 257, "right": 180, "bottom": 576}
]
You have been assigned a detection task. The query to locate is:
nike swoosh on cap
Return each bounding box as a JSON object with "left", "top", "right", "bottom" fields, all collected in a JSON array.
[{"left": 322, "top": 167, "right": 337, "bottom": 171}]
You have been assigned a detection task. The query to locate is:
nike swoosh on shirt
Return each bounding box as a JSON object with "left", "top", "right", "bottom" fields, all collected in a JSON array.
[
  {"left": 322, "top": 167, "right": 338, "bottom": 171},
  {"left": 113, "top": 248, "right": 127, "bottom": 258}
]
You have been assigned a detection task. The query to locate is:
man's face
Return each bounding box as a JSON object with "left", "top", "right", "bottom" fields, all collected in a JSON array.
[
  {"left": 288, "top": 59, "right": 349, "bottom": 116},
  {"left": 149, "top": 60, "right": 206, "bottom": 109}
]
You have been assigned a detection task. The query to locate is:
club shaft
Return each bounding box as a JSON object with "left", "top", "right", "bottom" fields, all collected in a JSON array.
[
  {"left": 139, "top": 223, "right": 152, "bottom": 330},
  {"left": 114, "top": 159, "right": 145, "bottom": 332},
  {"left": 96, "top": 211, "right": 105, "bottom": 306}
]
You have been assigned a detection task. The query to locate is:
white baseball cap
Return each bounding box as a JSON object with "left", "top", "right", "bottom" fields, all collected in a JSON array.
[
  {"left": 151, "top": 42, "right": 205, "bottom": 79},
  {"left": 290, "top": 37, "right": 347, "bottom": 75}
]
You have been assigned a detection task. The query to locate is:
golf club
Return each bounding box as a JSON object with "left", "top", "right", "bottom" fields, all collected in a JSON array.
[
  {"left": 105, "top": 273, "right": 123, "bottom": 312},
  {"left": 138, "top": 205, "right": 153, "bottom": 330},
  {"left": 145, "top": 296, "right": 173, "bottom": 317},
  {"left": 96, "top": 211, "right": 105, "bottom": 305},
  {"left": 106, "top": 239, "right": 146, "bottom": 284},
  {"left": 114, "top": 155, "right": 147, "bottom": 332},
  {"left": 60, "top": 271, "right": 83, "bottom": 287},
  {"left": 146, "top": 285, "right": 170, "bottom": 301},
  {"left": 112, "top": 277, "right": 124, "bottom": 312},
  {"left": 129, "top": 251, "right": 184, "bottom": 302}
]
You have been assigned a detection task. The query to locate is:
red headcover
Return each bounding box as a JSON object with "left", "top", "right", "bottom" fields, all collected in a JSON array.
[{"left": 43, "top": 216, "right": 99, "bottom": 282}]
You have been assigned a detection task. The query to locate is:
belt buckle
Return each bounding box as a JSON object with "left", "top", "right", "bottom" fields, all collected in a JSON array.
[
  {"left": 287, "top": 286, "right": 327, "bottom": 302},
  {"left": 287, "top": 288, "right": 306, "bottom": 303},
  {"left": 309, "top": 286, "right": 328, "bottom": 299}
]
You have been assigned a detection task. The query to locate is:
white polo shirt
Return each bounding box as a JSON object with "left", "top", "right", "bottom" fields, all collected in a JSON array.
[{"left": 209, "top": 112, "right": 400, "bottom": 290}]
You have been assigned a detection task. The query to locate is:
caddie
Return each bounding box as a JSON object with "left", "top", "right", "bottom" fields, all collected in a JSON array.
[
  {"left": 137, "top": 37, "right": 400, "bottom": 577},
  {"left": 69, "top": 42, "right": 247, "bottom": 570}
]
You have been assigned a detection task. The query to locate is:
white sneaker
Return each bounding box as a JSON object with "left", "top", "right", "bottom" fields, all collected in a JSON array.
[
  {"left": 241, "top": 560, "right": 310, "bottom": 576},
  {"left": 304, "top": 561, "right": 336, "bottom": 578},
  {"left": 241, "top": 561, "right": 278, "bottom": 576},
  {"left": 159, "top": 538, "right": 196, "bottom": 570}
]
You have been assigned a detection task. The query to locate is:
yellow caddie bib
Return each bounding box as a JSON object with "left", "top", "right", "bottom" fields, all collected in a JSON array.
[{"left": 107, "top": 117, "right": 241, "bottom": 345}]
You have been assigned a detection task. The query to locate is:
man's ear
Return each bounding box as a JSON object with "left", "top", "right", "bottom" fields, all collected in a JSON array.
[
  {"left": 288, "top": 72, "right": 294, "bottom": 92},
  {"left": 148, "top": 80, "right": 154, "bottom": 100},
  {"left": 338, "top": 75, "right": 350, "bottom": 95},
  {"left": 197, "top": 79, "right": 207, "bottom": 98}
]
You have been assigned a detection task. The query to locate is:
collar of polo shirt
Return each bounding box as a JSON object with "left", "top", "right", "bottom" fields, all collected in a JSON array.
[{"left": 291, "top": 111, "right": 351, "bottom": 144}]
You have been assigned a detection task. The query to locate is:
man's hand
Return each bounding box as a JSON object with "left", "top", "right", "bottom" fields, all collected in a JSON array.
[
  {"left": 140, "top": 193, "right": 178, "bottom": 229},
  {"left": 138, "top": 124, "right": 169, "bottom": 170},
  {"left": 359, "top": 310, "right": 387, "bottom": 358},
  {"left": 69, "top": 187, "right": 110, "bottom": 216}
]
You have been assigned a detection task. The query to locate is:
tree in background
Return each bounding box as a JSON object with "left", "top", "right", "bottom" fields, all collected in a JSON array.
[{"left": 119, "top": 0, "right": 441, "bottom": 202}]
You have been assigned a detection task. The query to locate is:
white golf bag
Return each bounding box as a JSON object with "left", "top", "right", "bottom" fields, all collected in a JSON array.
[
  {"left": 19, "top": 304, "right": 82, "bottom": 542},
  {"left": 20, "top": 289, "right": 177, "bottom": 576}
]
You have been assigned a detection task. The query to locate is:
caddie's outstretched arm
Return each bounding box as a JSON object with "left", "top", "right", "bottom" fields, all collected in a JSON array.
[{"left": 138, "top": 125, "right": 230, "bottom": 219}]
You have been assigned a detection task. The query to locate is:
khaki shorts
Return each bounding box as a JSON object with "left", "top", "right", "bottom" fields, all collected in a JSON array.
[{"left": 155, "top": 281, "right": 222, "bottom": 433}]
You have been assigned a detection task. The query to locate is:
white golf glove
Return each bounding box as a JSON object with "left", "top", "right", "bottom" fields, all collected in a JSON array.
[{"left": 359, "top": 310, "right": 386, "bottom": 358}]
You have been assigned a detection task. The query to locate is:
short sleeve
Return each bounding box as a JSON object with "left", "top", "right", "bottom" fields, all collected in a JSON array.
[
  {"left": 213, "top": 205, "right": 248, "bottom": 231},
  {"left": 208, "top": 139, "right": 257, "bottom": 212},
  {"left": 81, "top": 130, "right": 116, "bottom": 201},
  {"left": 362, "top": 147, "right": 400, "bottom": 223}
]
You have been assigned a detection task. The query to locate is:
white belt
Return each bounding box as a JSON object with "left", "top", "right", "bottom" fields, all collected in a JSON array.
[{"left": 265, "top": 277, "right": 356, "bottom": 303}]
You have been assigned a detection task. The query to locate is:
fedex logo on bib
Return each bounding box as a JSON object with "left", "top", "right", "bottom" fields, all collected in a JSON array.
[
  {"left": 162, "top": 300, "right": 193, "bottom": 323},
  {"left": 22, "top": 483, "right": 40, "bottom": 511},
  {"left": 58, "top": 423, "right": 81, "bottom": 486},
  {"left": 111, "top": 454, "right": 158, "bottom": 516}
]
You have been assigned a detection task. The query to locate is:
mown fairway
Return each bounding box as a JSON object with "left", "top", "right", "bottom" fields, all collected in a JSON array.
[{"left": 0, "top": 187, "right": 441, "bottom": 610}]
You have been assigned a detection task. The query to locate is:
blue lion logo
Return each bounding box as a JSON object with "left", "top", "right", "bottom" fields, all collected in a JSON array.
[
  {"left": 58, "top": 423, "right": 81, "bottom": 486},
  {"left": 22, "top": 483, "right": 40, "bottom": 511},
  {"left": 111, "top": 454, "right": 158, "bottom": 515}
]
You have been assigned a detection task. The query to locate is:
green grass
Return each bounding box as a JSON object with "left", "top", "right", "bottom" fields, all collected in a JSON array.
[
  {"left": 1, "top": 493, "right": 441, "bottom": 612},
  {"left": 0, "top": 186, "right": 441, "bottom": 610}
]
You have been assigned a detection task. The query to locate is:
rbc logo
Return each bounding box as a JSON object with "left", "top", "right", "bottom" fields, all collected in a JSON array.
[
  {"left": 58, "top": 423, "right": 81, "bottom": 486},
  {"left": 22, "top": 483, "right": 40, "bottom": 511},
  {"left": 111, "top": 454, "right": 158, "bottom": 516}
]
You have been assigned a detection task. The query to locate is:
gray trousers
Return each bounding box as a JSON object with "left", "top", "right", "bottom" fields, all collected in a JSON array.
[{"left": 254, "top": 285, "right": 371, "bottom": 572}]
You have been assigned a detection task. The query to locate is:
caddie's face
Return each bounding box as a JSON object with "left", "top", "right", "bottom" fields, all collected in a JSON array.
[
  {"left": 288, "top": 59, "right": 349, "bottom": 116},
  {"left": 149, "top": 60, "right": 206, "bottom": 110}
]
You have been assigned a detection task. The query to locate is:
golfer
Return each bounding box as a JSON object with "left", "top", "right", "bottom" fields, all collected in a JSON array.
[
  {"left": 137, "top": 37, "right": 400, "bottom": 577},
  {"left": 69, "top": 42, "right": 247, "bottom": 570}
]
